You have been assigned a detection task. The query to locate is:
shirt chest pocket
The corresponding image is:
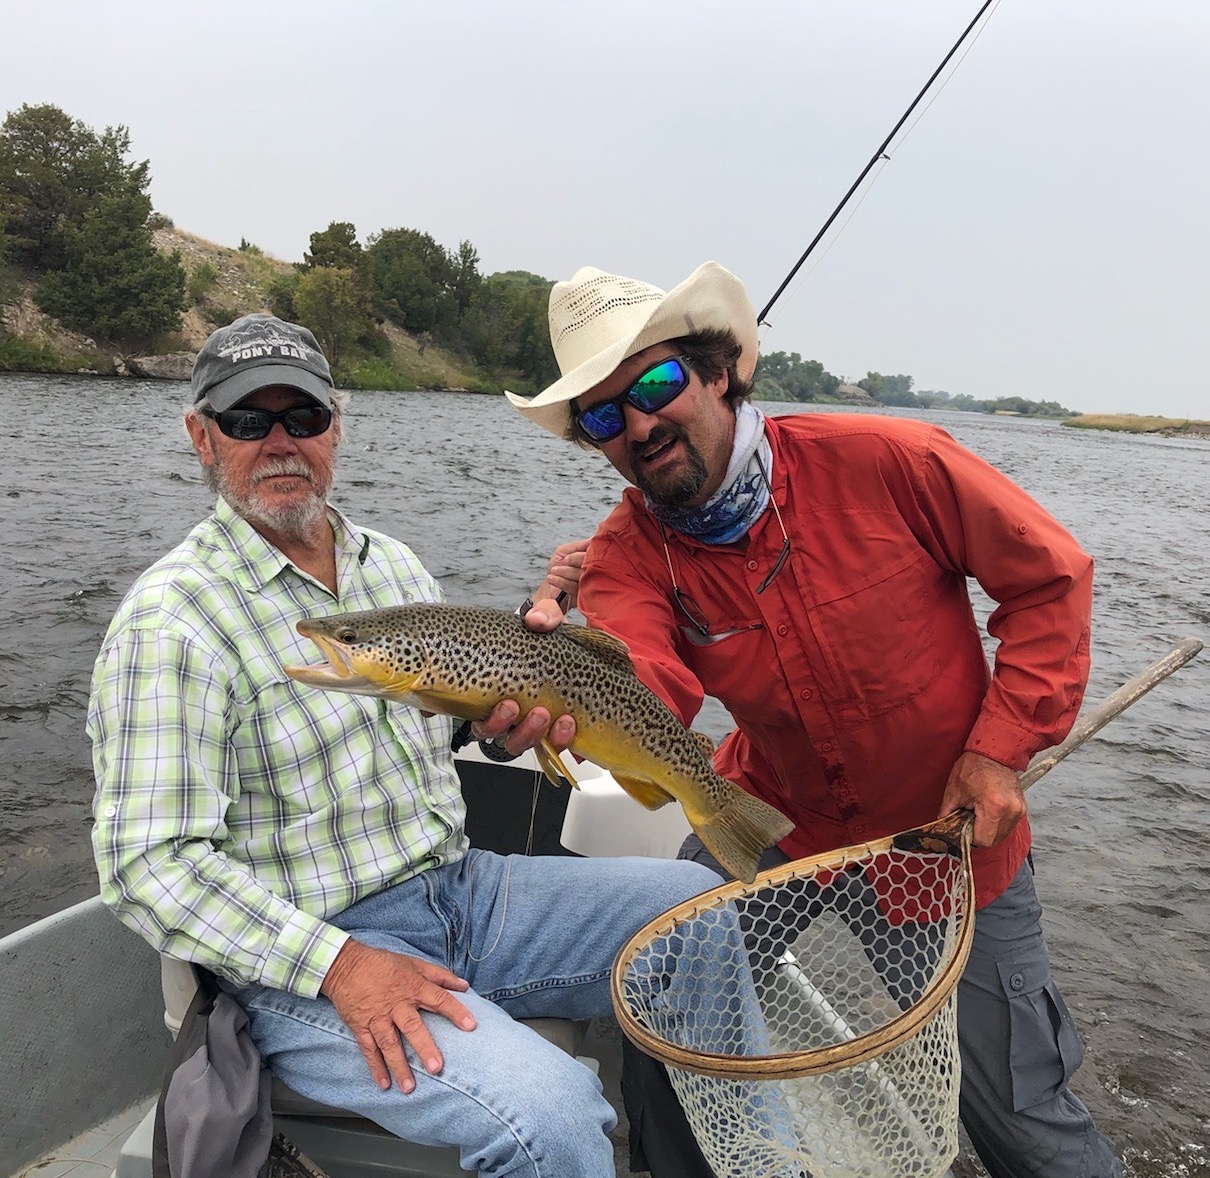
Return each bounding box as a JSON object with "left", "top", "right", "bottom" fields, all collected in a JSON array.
[
  {"left": 806, "top": 551, "right": 945, "bottom": 720},
  {"left": 229, "top": 654, "right": 378, "bottom": 804}
]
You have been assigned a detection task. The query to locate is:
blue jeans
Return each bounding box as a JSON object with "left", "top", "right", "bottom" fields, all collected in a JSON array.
[{"left": 228, "top": 850, "right": 722, "bottom": 1178}]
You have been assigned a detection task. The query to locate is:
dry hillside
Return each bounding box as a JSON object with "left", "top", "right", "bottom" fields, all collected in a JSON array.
[{"left": 1, "top": 226, "right": 482, "bottom": 390}]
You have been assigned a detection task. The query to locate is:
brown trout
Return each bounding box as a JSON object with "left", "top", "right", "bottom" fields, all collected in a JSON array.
[{"left": 283, "top": 603, "right": 793, "bottom": 883}]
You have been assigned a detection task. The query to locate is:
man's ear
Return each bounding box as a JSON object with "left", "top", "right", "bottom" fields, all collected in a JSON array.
[{"left": 184, "top": 410, "right": 216, "bottom": 467}]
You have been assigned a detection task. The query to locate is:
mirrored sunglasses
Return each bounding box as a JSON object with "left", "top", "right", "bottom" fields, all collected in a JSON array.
[
  {"left": 201, "top": 404, "right": 333, "bottom": 441},
  {"left": 574, "top": 356, "right": 693, "bottom": 443}
]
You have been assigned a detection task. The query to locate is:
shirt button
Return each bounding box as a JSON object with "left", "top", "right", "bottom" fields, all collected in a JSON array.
[
  {"left": 1017, "top": 524, "right": 1028, "bottom": 535},
  {"left": 777, "top": 623, "right": 789, "bottom": 637},
  {"left": 746, "top": 559, "right": 759, "bottom": 571},
  {"left": 799, "top": 688, "right": 812, "bottom": 700},
  {"left": 104, "top": 805, "right": 117, "bottom": 818},
  {"left": 1010, "top": 973, "right": 1025, "bottom": 992},
  {"left": 820, "top": 742, "right": 834, "bottom": 752},
  {"left": 852, "top": 824, "right": 867, "bottom": 836}
]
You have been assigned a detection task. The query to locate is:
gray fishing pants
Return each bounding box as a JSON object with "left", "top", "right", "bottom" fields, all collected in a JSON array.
[{"left": 628, "top": 839, "right": 1123, "bottom": 1178}]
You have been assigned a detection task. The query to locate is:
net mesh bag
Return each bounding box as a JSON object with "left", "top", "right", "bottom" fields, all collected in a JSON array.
[{"left": 611, "top": 813, "right": 975, "bottom": 1178}]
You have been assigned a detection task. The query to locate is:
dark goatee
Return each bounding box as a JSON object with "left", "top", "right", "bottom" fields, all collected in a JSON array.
[{"left": 632, "top": 430, "right": 710, "bottom": 507}]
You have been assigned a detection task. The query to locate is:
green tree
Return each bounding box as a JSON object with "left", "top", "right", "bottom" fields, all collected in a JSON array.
[
  {"left": 755, "top": 351, "right": 840, "bottom": 402},
  {"left": 292, "top": 265, "right": 374, "bottom": 368},
  {"left": 363, "top": 227, "right": 459, "bottom": 339},
  {"left": 302, "top": 221, "right": 361, "bottom": 270},
  {"left": 266, "top": 270, "right": 299, "bottom": 321},
  {"left": 452, "top": 239, "right": 481, "bottom": 317},
  {"left": 461, "top": 270, "right": 557, "bottom": 387},
  {"left": 859, "top": 371, "right": 918, "bottom": 407},
  {"left": 37, "top": 181, "right": 186, "bottom": 348},
  {"left": 0, "top": 103, "right": 135, "bottom": 270}
]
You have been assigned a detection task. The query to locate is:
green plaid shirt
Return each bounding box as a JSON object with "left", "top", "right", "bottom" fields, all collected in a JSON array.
[{"left": 88, "top": 497, "right": 468, "bottom": 998}]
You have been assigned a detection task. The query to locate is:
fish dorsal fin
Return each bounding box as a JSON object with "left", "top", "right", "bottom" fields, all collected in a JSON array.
[
  {"left": 693, "top": 731, "right": 716, "bottom": 760},
  {"left": 561, "top": 623, "right": 634, "bottom": 671}
]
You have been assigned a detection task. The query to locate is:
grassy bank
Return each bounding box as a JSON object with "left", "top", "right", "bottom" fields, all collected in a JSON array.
[
  {"left": 1062, "top": 413, "right": 1210, "bottom": 437},
  {"left": 0, "top": 332, "right": 109, "bottom": 374}
]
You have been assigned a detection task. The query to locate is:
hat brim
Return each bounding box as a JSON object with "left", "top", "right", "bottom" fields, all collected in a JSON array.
[
  {"left": 506, "top": 262, "right": 758, "bottom": 439},
  {"left": 200, "top": 363, "right": 334, "bottom": 412}
]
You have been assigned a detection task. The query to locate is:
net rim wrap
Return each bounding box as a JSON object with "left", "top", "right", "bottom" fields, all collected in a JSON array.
[{"left": 610, "top": 814, "right": 976, "bottom": 1080}]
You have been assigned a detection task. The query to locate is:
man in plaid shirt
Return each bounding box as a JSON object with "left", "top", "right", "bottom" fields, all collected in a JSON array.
[{"left": 88, "top": 314, "right": 721, "bottom": 1178}]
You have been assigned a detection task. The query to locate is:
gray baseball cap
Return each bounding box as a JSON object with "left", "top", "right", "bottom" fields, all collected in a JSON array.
[{"left": 191, "top": 313, "right": 335, "bottom": 411}]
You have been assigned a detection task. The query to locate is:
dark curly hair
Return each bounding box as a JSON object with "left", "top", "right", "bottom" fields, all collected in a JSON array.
[{"left": 566, "top": 328, "right": 753, "bottom": 448}]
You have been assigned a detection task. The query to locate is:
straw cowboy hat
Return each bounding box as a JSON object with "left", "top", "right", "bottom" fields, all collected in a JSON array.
[{"left": 506, "top": 261, "right": 759, "bottom": 438}]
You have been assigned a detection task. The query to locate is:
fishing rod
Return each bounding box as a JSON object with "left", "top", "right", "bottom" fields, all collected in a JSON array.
[{"left": 758, "top": 0, "right": 999, "bottom": 327}]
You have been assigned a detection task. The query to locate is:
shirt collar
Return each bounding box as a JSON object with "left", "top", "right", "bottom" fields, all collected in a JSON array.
[{"left": 210, "top": 495, "right": 363, "bottom": 594}]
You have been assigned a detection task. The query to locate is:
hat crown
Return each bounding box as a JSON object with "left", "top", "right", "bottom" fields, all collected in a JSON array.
[
  {"left": 549, "top": 268, "right": 668, "bottom": 376},
  {"left": 191, "top": 313, "right": 335, "bottom": 412}
]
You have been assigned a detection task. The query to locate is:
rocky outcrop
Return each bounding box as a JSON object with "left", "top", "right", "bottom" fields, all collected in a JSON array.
[
  {"left": 835, "top": 382, "right": 880, "bottom": 407},
  {"left": 125, "top": 352, "right": 195, "bottom": 381}
]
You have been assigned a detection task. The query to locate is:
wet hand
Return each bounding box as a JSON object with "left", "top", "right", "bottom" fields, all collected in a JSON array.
[
  {"left": 471, "top": 696, "right": 576, "bottom": 756},
  {"left": 320, "top": 939, "right": 475, "bottom": 1094},
  {"left": 938, "top": 750, "right": 1027, "bottom": 847}
]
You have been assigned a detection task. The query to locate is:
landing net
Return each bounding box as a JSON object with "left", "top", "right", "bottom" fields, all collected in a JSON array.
[{"left": 611, "top": 813, "right": 974, "bottom": 1178}]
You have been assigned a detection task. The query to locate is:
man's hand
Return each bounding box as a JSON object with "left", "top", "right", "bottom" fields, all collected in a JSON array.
[
  {"left": 541, "top": 539, "right": 589, "bottom": 611},
  {"left": 468, "top": 598, "right": 577, "bottom": 755},
  {"left": 320, "top": 939, "right": 475, "bottom": 1093},
  {"left": 938, "top": 750, "right": 1027, "bottom": 847}
]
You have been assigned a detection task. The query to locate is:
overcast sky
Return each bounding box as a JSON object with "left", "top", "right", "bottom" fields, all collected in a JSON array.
[{"left": 3, "top": 0, "right": 1206, "bottom": 418}]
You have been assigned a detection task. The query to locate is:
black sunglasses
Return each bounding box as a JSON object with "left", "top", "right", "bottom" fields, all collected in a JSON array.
[
  {"left": 573, "top": 355, "right": 693, "bottom": 443},
  {"left": 201, "top": 404, "right": 333, "bottom": 441}
]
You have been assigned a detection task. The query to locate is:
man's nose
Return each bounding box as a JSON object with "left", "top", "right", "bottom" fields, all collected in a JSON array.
[
  {"left": 622, "top": 400, "right": 658, "bottom": 440},
  {"left": 262, "top": 422, "right": 302, "bottom": 451}
]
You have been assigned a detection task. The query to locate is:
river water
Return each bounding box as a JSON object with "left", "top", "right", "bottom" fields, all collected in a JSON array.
[{"left": 1, "top": 373, "right": 1207, "bottom": 1174}]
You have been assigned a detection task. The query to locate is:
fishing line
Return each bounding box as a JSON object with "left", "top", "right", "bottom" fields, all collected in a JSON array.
[{"left": 758, "top": 0, "right": 1002, "bottom": 328}]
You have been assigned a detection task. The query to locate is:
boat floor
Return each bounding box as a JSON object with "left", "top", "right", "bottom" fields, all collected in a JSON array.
[{"left": 11, "top": 1096, "right": 153, "bottom": 1178}]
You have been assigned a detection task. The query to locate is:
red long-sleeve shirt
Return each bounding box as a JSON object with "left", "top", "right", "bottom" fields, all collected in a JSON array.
[{"left": 579, "top": 413, "right": 1093, "bottom": 908}]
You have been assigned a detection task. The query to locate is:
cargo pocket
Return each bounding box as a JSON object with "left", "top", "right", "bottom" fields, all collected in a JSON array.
[{"left": 996, "top": 945, "right": 1085, "bottom": 1112}]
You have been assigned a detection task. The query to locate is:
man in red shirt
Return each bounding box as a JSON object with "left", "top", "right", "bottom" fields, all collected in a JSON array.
[{"left": 509, "top": 262, "right": 1121, "bottom": 1178}]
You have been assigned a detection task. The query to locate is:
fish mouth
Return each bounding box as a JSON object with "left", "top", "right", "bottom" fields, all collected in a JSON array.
[{"left": 283, "top": 629, "right": 379, "bottom": 693}]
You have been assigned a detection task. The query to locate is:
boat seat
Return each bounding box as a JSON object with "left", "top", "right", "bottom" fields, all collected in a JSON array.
[{"left": 161, "top": 957, "right": 590, "bottom": 1119}]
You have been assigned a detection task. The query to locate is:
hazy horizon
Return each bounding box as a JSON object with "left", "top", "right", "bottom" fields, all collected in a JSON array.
[{"left": 2, "top": 0, "right": 1206, "bottom": 418}]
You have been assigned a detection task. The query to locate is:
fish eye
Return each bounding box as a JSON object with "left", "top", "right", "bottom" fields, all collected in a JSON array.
[{"left": 335, "top": 626, "right": 358, "bottom": 643}]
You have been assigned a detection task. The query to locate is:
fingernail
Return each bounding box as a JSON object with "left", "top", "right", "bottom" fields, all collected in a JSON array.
[
  {"left": 427, "top": 1057, "right": 441, "bottom": 1073},
  {"left": 379, "top": 1077, "right": 391, "bottom": 1090}
]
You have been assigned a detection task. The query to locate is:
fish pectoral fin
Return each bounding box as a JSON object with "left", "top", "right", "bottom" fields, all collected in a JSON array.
[
  {"left": 695, "top": 787, "right": 797, "bottom": 885},
  {"left": 404, "top": 688, "right": 493, "bottom": 719},
  {"left": 536, "top": 741, "right": 579, "bottom": 790},
  {"left": 612, "top": 773, "right": 676, "bottom": 812}
]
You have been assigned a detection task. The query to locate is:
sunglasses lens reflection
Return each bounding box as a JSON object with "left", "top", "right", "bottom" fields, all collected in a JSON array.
[
  {"left": 630, "top": 358, "right": 690, "bottom": 411},
  {"left": 213, "top": 406, "right": 332, "bottom": 440}
]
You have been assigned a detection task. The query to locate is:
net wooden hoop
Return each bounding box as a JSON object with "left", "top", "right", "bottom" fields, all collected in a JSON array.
[{"left": 611, "top": 810, "right": 975, "bottom": 1080}]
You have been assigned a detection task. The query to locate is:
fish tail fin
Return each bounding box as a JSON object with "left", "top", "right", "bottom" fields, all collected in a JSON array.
[
  {"left": 536, "top": 740, "right": 579, "bottom": 790},
  {"left": 697, "top": 788, "right": 795, "bottom": 884}
]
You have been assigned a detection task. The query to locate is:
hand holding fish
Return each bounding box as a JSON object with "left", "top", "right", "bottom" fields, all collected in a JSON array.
[
  {"left": 320, "top": 938, "right": 476, "bottom": 1094},
  {"left": 468, "top": 599, "right": 578, "bottom": 754},
  {"left": 937, "top": 749, "right": 1027, "bottom": 847}
]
